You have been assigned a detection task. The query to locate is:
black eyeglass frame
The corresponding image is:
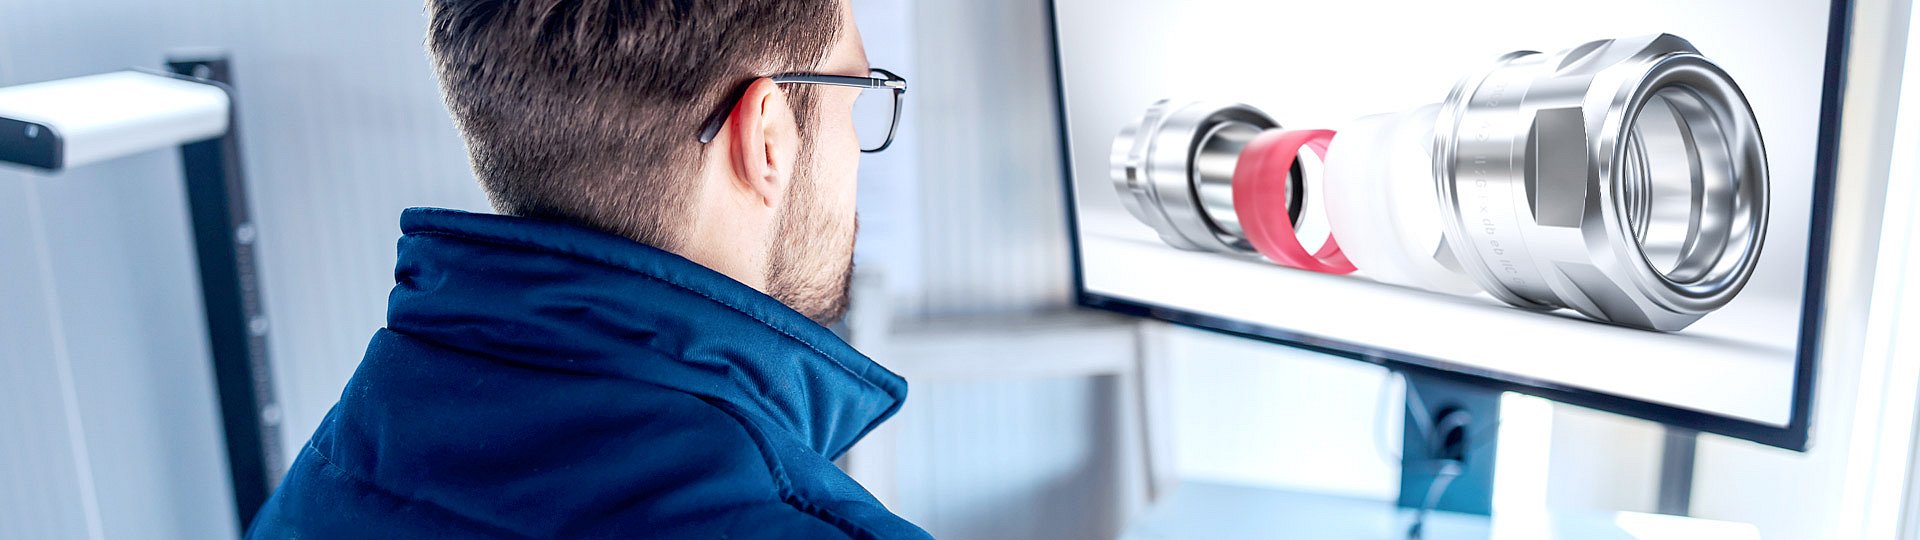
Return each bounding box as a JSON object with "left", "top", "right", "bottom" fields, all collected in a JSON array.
[{"left": 696, "top": 68, "right": 907, "bottom": 153}]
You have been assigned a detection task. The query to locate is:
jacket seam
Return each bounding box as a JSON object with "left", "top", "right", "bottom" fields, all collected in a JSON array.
[
  {"left": 302, "top": 442, "right": 535, "bottom": 539},
  {"left": 700, "top": 397, "right": 876, "bottom": 540},
  {"left": 381, "top": 327, "right": 801, "bottom": 435}
]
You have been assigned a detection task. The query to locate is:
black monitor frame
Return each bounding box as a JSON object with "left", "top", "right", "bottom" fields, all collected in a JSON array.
[{"left": 1043, "top": 0, "right": 1855, "bottom": 451}]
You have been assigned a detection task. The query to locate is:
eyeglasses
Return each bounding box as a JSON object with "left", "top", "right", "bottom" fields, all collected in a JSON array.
[{"left": 697, "top": 68, "right": 908, "bottom": 153}]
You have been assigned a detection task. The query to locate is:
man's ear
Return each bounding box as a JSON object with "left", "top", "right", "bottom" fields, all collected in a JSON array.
[{"left": 725, "top": 78, "right": 800, "bottom": 208}]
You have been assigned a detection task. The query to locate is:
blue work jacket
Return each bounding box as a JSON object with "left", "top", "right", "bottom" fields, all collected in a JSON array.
[{"left": 247, "top": 208, "right": 928, "bottom": 539}]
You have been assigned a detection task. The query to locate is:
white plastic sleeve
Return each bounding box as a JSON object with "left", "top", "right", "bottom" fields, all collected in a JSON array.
[{"left": 1322, "top": 105, "right": 1482, "bottom": 296}]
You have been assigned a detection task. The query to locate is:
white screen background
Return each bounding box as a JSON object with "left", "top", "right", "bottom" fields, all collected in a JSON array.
[{"left": 1056, "top": 0, "right": 1834, "bottom": 426}]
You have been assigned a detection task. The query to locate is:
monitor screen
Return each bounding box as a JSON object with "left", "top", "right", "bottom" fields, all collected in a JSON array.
[{"left": 1049, "top": 0, "right": 1847, "bottom": 450}]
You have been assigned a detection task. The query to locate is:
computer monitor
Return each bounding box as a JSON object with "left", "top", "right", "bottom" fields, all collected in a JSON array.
[{"left": 1048, "top": 0, "right": 1848, "bottom": 452}]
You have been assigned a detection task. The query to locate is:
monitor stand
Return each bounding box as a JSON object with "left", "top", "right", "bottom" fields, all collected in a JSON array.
[
  {"left": 1395, "top": 370, "right": 1700, "bottom": 527},
  {"left": 1397, "top": 371, "right": 1500, "bottom": 522},
  {"left": 1118, "top": 369, "right": 1745, "bottom": 540}
]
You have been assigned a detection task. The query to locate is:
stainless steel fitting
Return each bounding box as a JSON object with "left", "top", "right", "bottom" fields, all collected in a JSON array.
[
  {"left": 1101, "top": 35, "right": 1766, "bottom": 331},
  {"left": 1431, "top": 34, "right": 1769, "bottom": 331},
  {"left": 1109, "top": 100, "right": 1299, "bottom": 255}
]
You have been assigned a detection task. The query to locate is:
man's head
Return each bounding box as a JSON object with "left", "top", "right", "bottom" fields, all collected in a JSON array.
[{"left": 426, "top": 0, "right": 871, "bottom": 323}]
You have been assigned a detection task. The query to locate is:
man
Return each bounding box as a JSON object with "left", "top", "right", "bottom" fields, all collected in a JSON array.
[{"left": 247, "top": 0, "right": 926, "bottom": 538}]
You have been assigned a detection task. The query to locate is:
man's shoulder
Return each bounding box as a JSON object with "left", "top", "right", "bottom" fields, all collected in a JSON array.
[
  {"left": 248, "top": 329, "right": 897, "bottom": 539},
  {"left": 248, "top": 441, "right": 859, "bottom": 539}
]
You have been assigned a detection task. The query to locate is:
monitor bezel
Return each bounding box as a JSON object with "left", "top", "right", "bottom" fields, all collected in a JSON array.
[{"left": 1043, "top": 0, "right": 1855, "bottom": 451}]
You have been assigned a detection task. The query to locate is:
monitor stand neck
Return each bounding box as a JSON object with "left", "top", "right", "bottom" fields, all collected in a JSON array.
[
  {"left": 1394, "top": 371, "right": 1701, "bottom": 529},
  {"left": 1398, "top": 371, "right": 1500, "bottom": 519},
  {"left": 1658, "top": 428, "right": 1698, "bottom": 516}
]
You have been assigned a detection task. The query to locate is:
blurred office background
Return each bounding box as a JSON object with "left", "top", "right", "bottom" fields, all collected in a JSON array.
[{"left": 4, "top": 0, "right": 1920, "bottom": 539}]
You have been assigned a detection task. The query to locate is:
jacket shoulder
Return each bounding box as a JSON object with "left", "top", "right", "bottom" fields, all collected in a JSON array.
[
  {"left": 250, "top": 440, "right": 859, "bottom": 539},
  {"left": 250, "top": 332, "right": 870, "bottom": 539}
]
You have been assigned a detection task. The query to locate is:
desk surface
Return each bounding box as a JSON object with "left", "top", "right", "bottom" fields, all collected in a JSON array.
[{"left": 1118, "top": 481, "right": 1760, "bottom": 540}]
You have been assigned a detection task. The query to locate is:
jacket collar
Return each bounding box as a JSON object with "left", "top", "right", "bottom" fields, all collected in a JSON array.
[{"left": 384, "top": 207, "right": 904, "bottom": 459}]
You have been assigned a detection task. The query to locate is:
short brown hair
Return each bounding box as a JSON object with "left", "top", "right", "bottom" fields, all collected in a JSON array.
[{"left": 425, "top": 0, "right": 842, "bottom": 249}]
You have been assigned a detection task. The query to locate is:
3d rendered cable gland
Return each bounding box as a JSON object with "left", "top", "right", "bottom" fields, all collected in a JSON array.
[
  {"left": 1412, "top": 34, "right": 1771, "bottom": 332},
  {"left": 1109, "top": 100, "right": 1351, "bottom": 273},
  {"left": 1111, "top": 100, "right": 1288, "bottom": 255},
  {"left": 1105, "top": 99, "right": 1472, "bottom": 291},
  {"left": 1108, "top": 34, "right": 1768, "bottom": 332}
]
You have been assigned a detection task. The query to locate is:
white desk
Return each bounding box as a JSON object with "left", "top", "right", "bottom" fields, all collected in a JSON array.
[{"left": 1118, "top": 481, "right": 1760, "bottom": 540}]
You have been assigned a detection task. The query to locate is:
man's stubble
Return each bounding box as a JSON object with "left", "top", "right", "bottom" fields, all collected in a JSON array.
[{"left": 765, "top": 147, "right": 857, "bottom": 324}]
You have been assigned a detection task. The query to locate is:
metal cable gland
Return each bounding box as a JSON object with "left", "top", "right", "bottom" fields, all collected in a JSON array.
[
  {"left": 1110, "top": 100, "right": 1302, "bottom": 254},
  {"left": 1432, "top": 34, "right": 1769, "bottom": 331}
]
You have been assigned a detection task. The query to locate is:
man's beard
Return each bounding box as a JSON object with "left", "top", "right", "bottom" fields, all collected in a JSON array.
[{"left": 764, "top": 156, "right": 856, "bottom": 325}]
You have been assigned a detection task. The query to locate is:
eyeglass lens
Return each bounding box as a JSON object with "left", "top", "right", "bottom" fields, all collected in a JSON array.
[{"left": 852, "top": 86, "right": 897, "bottom": 152}]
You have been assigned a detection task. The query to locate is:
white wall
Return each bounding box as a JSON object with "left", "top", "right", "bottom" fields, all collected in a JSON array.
[
  {"left": 856, "top": 0, "right": 1130, "bottom": 538},
  {"left": 1162, "top": 327, "right": 1402, "bottom": 500},
  {"left": 0, "top": 2, "right": 494, "bottom": 539},
  {"left": 1845, "top": 5, "right": 1920, "bottom": 535}
]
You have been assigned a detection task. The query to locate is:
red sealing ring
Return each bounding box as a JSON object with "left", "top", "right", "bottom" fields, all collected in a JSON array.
[{"left": 1232, "top": 129, "right": 1356, "bottom": 274}]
